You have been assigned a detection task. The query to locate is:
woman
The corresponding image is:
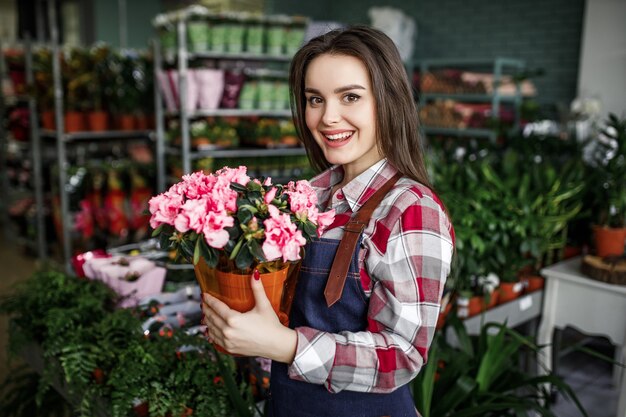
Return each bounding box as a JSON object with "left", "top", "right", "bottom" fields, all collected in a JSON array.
[{"left": 202, "top": 25, "right": 454, "bottom": 417}]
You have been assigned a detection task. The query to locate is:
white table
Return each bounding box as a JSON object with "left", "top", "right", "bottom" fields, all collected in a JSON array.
[{"left": 538, "top": 257, "right": 626, "bottom": 416}]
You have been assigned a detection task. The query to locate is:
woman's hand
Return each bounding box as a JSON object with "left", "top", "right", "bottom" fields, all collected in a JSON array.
[{"left": 202, "top": 269, "right": 297, "bottom": 363}]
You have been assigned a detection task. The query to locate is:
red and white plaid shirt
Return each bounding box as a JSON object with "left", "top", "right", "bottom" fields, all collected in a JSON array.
[{"left": 288, "top": 159, "right": 455, "bottom": 393}]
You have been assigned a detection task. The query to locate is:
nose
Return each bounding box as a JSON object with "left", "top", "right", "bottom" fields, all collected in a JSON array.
[{"left": 321, "top": 101, "right": 341, "bottom": 125}]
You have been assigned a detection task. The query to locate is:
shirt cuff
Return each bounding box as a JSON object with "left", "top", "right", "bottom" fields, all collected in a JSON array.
[{"left": 288, "top": 327, "right": 336, "bottom": 386}]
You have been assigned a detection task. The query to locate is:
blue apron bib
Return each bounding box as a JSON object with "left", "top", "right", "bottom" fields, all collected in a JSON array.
[{"left": 269, "top": 236, "right": 417, "bottom": 417}]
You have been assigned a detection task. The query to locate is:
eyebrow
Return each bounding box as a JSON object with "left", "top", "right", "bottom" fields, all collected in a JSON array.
[{"left": 304, "top": 84, "right": 367, "bottom": 94}]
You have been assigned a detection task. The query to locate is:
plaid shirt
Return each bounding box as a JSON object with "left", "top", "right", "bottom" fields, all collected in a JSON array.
[{"left": 288, "top": 159, "right": 455, "bottom": 393}]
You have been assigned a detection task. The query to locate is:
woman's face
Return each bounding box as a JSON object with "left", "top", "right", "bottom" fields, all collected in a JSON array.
[{"left": 304, "top": 53, "right": 381, "bottom": 178}]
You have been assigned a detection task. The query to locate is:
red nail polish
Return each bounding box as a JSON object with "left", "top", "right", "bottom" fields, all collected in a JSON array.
[{"left": 254, "top": 269, "right": 260, "bottom": 280}]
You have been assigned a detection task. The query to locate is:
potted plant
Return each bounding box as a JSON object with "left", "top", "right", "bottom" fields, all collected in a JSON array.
[
  {"left": 586, "top": 114, "right": 626, "bottom": 257},
  {"left": 148, "top": 167, "right": 335, "bottom": 335},
  {"left": 413, "top": 316, "right": 588, "bottom": 416}
]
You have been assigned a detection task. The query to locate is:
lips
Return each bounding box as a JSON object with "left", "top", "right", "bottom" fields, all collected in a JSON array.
[{"left": 320, "top": 130, "right": 354, "bottom": 148}]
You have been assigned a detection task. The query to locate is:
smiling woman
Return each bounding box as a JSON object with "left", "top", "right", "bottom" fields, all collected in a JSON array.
[
  {"left": 303, "top": 54, "right": 381, "bottom": 183},
  {"left": 201, "top": 25, "right": 454, "bottom": 417}
]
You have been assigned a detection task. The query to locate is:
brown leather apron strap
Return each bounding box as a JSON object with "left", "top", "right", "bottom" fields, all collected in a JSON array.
[{"left": 324, "top": 173, "right": 402, "bottom": 307}]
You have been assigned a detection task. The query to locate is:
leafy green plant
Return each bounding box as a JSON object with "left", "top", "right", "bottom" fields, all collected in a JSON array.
[
  {"left": 0, "top": 269, "right": 253, "bottom": 417},
  {"left": 413, "top": 316, "right": 587, "bottom": 417},
  {"left": 585, "top": 113, "right": 626, "bottom": 228}
]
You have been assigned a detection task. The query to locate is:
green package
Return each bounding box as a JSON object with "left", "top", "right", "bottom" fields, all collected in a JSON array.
[{"left": 187, "top": 21, "right": 210, "bottom": 53}]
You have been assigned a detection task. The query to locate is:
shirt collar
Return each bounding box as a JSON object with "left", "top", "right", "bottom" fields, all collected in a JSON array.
[{"left": 310, "top": 159, "right": 399, "bottom": 213}]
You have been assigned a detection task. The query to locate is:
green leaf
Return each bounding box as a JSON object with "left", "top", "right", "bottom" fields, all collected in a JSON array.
[
  {"left": 230, "top": 182, "right": 248, "bottom": 193},
  {"left": 211, "top": 347, "right": 253, "bottom": 417},
  {"left": 237, "top": 208, "right": 253, "bottom": 225},
  {"left": 151, "top": 224, "right": 163, "bottom": 237},
  {"left": 179, "top": 238, "right": 195, "bottom": 262},
  {"left": 158, "top": 233, "right": 171, "bottom": 251},
  {"left": 193, "top": 237, "right": 201, "bottom": 265},
  {"left": 302, "top": 220, "right": 317, "bottom": 238},
  {"left": 199, "top": 238, "right": 218, "bottom": 268},
  {"left": 248, "top": 239, "right": 266, "bottom": 262},
  {"left": 246, "top": 181, "right": 262, "bottom": 192},
  {"left": 235, "top": 244, "right": 254, "bottom": 270}
]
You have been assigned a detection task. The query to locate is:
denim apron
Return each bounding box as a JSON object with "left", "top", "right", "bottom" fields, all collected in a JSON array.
[{"left": 269, "top": 235, "right": 416, "bottom": 417}]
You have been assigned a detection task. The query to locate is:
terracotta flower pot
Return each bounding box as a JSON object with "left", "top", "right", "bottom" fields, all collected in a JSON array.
[
  {"left": 457, "top": 291, "right": 499, "bottom": 318},
  {"left": 593, "top": 225, "right": 626, "bottom": 257},
  {"left": 194, "top": 257, "right": 301, "bottom": 354},
  {"left": 117, "top": 114, "right": 136, "bottom": 131},
  {"left": 522, "top": 274, "right": 545, "bottom": 293},
  {"left": 497, "top": 281, "right": 524, "bottom": 304},
  {"left": 41, "top": 110, "right": 56, "bottom": 130},
  {"left": 87, "top": 110, "right": 109, "bottom": 131},
  {"left": 64, "top": 111, "right": 85, "bottom": 132}
]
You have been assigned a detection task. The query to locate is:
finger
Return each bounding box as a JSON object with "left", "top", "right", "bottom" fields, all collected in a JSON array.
[
  {"left": 203, "top": 303, "right": 228, "bottom": 333},
  {"left": 250, "top": 269, "right": 272, "bottom": 311},
  {"left": 203, "top": 292, "right": 233, "bottom": 318}
]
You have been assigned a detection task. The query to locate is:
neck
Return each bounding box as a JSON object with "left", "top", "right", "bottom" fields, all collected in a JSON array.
[{"left": 340, "top": 157, "right": 384, "bottom": 187}]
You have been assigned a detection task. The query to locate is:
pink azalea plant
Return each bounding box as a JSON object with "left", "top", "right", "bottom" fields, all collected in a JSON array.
[{"left": 149, "top": 166, "right": 335, "bottom": 271}]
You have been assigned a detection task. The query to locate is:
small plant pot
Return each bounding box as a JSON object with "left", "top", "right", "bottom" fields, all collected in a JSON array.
[
  {"left": 41, "top": 110, "right": 56, "bottom": 130},
  {"left": 457, "top": 292, "right": 499, "bottom": 318},
  {"left": 64, "top": 111, "right": 85, "bottom": 132},
  {"left": 522, "top": 274, "right": 545, "bottom": 293},
  {"left": 497, "top": 281, "right": 524, "bottom": 304},
  {"left": 194, "top": 257, "right": 301, "bottom": 354},
  {"left": 118, "top": 114, "right": 136, "bottom": 131},
  {"left": 135, "top": 113, "right": 150, "bottom": 130},
  {"left": 87, "top": 110, "right": 109, "bottom": 131},
  {"left": 593, "top": 225, "right": 626, "bottom": 257}
]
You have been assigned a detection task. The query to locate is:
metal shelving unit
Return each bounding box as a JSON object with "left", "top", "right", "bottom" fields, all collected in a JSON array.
[
  {"left": 417, "top": 58, "right": 526, "bottom": 142},
  {"left": 154, "top": 14, "right": 307, "bottom": 193},
  {"left": 45, "top": 3, "right": 154, "bottom": 273},
  {"left": 0, "top": 38, "right": 47, "bottom": 259}
]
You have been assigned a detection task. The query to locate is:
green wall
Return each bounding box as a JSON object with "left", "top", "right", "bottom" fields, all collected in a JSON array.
[
  {"left": 270, "top": 0, "right": 585, "bottom": 109},
  {"left": 94, "top": 0, "right": 161, "bottom": 49}
]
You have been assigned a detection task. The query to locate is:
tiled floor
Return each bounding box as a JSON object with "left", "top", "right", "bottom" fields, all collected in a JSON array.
[
  {"left": 550, "top": 329, "right": 621, "bottom": 417},
  {"left": 0, "top": 233, "right": 622, "bottom": 416}
]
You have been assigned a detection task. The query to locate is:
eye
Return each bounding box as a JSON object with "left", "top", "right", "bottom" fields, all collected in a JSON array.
[
  {"left": 343, "top": 93, "right": 361, "bottom": 103},
  {"left": 306, "top": 96, "right": 323, "bottom": 106}
]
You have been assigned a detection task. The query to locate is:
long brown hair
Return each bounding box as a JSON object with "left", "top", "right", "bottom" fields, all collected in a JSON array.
[{"left": 289, "top": 25, "right": 432, "bottom": 188}]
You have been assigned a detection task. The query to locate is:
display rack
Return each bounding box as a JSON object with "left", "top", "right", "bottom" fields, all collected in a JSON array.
[
  {"left": 154, "top": 13, "right": 308, "bottom": 193},
  {"left": 45, "top": 4, "right": 155, "bottom": 273},
  {"left": 416, "top": 58, "right": 526, "bottom": 143},
  {"left": 0, "top": 38, "right": 47, "bottom": 259}
]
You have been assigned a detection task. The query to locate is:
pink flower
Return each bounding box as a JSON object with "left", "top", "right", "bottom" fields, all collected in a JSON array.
[
  {"left": 285, "top": 180, "right": 319, "bottom": 220},
  {"left": 215, "top": 166, "right": 250, "bottom": 186},
  {"left": 179, "top": 171, "right": 216, "bottom": 199},
  {"left": 202, "top": 210, "right": 235, "bottom": 249},
  {"left": 263, "top": 177, "right": 273, "bottom": 186},
  {"left": 264, "top": 187, "right": 277, "bottom": 204},
  {"left": 149, "top": 191, "right": 184, "bottom": 228},
  {"left": 262, "top": 205, "right": 306, "bottom": 262},
  {"left": 315, "top": 209, "right": 336, "bottom": 236},
  {"left": 209, "top": 176, "right": 238, "bottom": 212},
  {"left": 174, "top": 197, "right": 208, "bottom": 233}
]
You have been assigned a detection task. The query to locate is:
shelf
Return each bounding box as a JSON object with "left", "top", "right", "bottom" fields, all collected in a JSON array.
[
  {"left": 40, "top": 129, "right": 155, "bottom": 142},
  {"left": 445, "top": 290, "right": 544, "bottom": 347},
  {"left": 422, "top": 126, "right": 496, "bottom": 138},
  {"left": 415, "top": 57, "right": 526, "bottom": 69},
  {"left": 421, "top": 93, "right": 519, "bottom": 103},
  {"left": 187, "top": 51, "right": 293, "bottom": 62},
  {"left": 166, "top": 146, "right": 306, "bottom": 159},
  {"left": 166, "top": 109, "right": 292, "bottom": 118}
]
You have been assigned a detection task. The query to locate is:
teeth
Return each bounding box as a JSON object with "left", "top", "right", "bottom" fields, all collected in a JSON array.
[{"left": 325, "top": 132, "right": 353, "bottom": 140}]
